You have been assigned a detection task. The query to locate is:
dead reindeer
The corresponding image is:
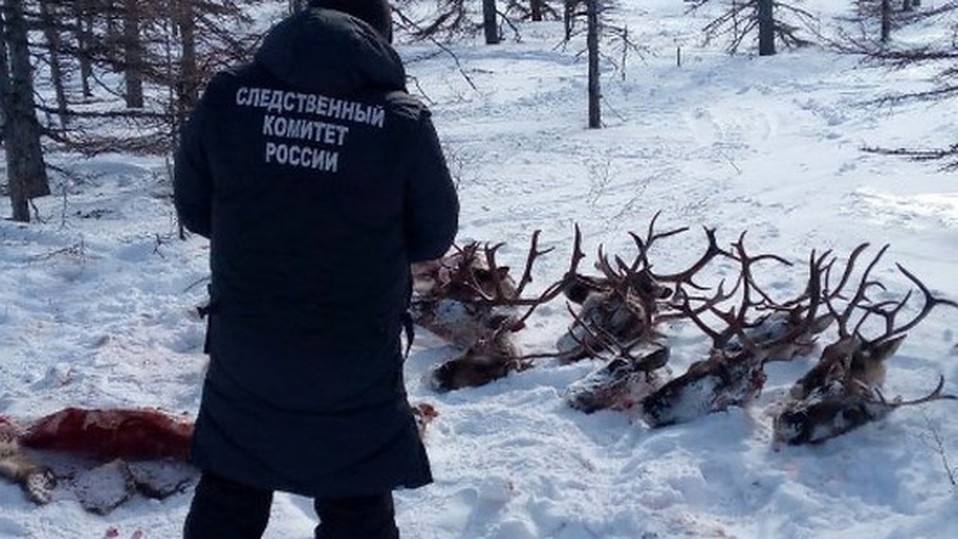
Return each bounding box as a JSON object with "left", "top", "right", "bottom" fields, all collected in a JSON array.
[
  {"left": 410, "top": 242, "right": 521, "bottom": 349},
  {"left": 564, "top": 305, "right": 672, "bottom": 414},
  {"left": 641, "top": 240, "right": 829, "bottom": 428},
  {"left": 775, "top": 245, "right": 958, "bottom": 445},
  {"left": 1, "top": 409, "right": 196, "bottom": 513},
  {"left": 411, "top": 230, "right": 572, "bottom": 349},
  {"left": 558, "top": 213, "right": 728, "bottom": 364},
  {"left": 429, "top": 317, "right": 530, "bottom": 391},
  {"left": 719, "top": 245, "right": 836, "bottom": 362},
  {"left": 427, "top": 230, "right": 587, "bottom": 392},
  {"left": 776, "top": 376, "right": 957, "bottom": 446},
  {"left": 721, "top": 306, "right": 835, "bottom": 363}
]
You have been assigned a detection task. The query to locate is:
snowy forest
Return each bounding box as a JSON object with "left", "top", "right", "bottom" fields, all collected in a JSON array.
[{"left": 1, "top": 0, "right": 957, "bottom": 537}]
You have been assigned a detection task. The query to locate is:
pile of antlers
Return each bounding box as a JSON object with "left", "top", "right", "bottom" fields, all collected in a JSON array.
[{"left": 411, "top": 213, "right": 957, "bottom": 444}]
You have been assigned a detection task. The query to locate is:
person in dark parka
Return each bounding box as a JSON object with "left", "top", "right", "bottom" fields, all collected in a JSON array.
[{"left": 174, "top": 0, "right": 459, "bottom": 537}]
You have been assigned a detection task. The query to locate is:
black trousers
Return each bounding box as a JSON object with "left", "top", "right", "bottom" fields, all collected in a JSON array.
[{"left": 183, "top": 472, "right": 400, "bottom": 539}]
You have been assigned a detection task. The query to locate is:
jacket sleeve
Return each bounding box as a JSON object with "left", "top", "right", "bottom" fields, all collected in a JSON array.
[
  {"left": 173, "top": 95, "right": 213, "bottom": 239},
  {"left": 404, "top": 110, "right": 460, "bottom": 263}
]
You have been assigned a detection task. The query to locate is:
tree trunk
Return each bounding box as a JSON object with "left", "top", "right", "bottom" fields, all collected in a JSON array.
[
  {"left": 483, "top": 0, "right": 500, "bottom": 45},
  {"left": 74, "top": 0, "right": 94, "bottom": 99},
  {"left": 881, "top": 0, "right": 892, "bottom": 42},
  {"left": 123, "top": 0, "right": 144, "bottom": 109},
  {"left": 757, "top": 0, "right": 775, "bottom": 56},
  {"left": 174, "top": 0, "right": 197, "bottom": 128},
  {"left": 902, "top": 0, "right": 913, "bottom": 12},
  {"left": 531, "top": 0, "right": 543, "bottom": 21},
  {"left": 1, "top": 0, "right": 50, "bottom": 222},
  {"left": 586, "top": 0, "right": 600, "bottom": 129},
  {"left": 39, "top": 0, "right": 69, "bottom": 126},
  {"left": 564, "top": 0, "right": 574, "bottom": 40}
]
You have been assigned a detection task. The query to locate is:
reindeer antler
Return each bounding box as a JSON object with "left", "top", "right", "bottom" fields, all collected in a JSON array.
[
  {"left": 875, "top": 376, "right": 958, "bottom": 408},
  {"left": 647, "top": 227, "right": 729, "bottom": 291},
  {"left": 822, "top": 243, "right": 889, "bottom": 340},
  {"left": 821, "top": 244, "right": 957, "bottom": 348},
  {"left": 860, "top": 265, "right": 958, "bottom": 345},
  {"left": 461, "top": 226, "right": 587, "bottom": 332},
  {"left": 514, "top": 231, "right": 556, "bottom": 297},
  {"left": 563, "top": 302, "right": 670, "bottom": 371}
]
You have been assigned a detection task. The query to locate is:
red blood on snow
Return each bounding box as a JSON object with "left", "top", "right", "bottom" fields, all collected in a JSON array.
[{"left": 21, "top": 408, "right": 194, "bottom": 461}]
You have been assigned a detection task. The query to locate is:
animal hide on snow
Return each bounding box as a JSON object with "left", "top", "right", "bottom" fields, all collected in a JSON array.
[{"left": 0, "top": 408, "right": 197, "bottom": 513}]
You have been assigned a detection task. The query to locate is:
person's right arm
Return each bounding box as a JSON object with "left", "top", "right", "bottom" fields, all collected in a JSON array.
[{"left": 404, "top": 110, "right": 459, "bottom": 262}]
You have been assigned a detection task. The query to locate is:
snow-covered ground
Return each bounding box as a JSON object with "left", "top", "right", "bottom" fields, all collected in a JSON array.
[{"left": 2, "top": 1, "right": 957, "bottom": 537}]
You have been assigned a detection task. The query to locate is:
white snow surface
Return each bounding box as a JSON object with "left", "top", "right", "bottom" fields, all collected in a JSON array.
[{"left": 2, "top": 1, "right": 958, "bottom": 537}]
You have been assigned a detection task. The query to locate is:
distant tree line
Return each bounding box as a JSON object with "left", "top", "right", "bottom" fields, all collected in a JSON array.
[
  {"left": 1, "top": 0, "right": 260, "bottom": 222},
  {"left": 3, "top": 1, "right": 956, "bottom": 223}
]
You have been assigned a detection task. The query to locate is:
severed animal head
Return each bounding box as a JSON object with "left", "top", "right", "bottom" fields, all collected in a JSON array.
[
  {"left": 776, "top": 244, "right": 958, "bottom": 445},
  {"left": 411, "top": 243, "right": 519, "bottom": 304},
  {"left": 641, "top": 239, "right": 830, "bottom": 428},
  {"left": 411, "top": 242, "right": 521, "bottom": 348},
  {"left": 565, "top": 334, "right": 671, "bottom": 414},
  {"left": 427, "top": 230, "right": 587, "bottom": 392},
  {"left": 428, "top": 317, "right": 530, "bottom": 391},
  {"left": 412, "top": 229, "right": 583, "bottom": 349},
  {"left": 558, "top": 213, "right": 728, "bottom": 364}
]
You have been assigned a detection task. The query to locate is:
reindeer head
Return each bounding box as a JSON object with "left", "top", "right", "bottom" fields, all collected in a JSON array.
[
  {"left": 642, "top": 239, "right": 829, "bottom": 428},
  {"left": 777, "top": 244, "right": 958, "bottom": 444},
  {"left": 410, "top": 241, "right": 524, "bottom": 348},
  {"left": 792, "top": 244, "right": 958, "bottom": 401},
  {"left": 565, "top": 337, "right": 671, "bottom": 414},
  {"left": 429, "top": 317, "right": 529, "bottom": 391},
  {"left": 412, "top": 243, "right": 519, "bottom": 303},
  {"left": 426, "top": 229, "right": 587, "bottom": 391},
  {"left": 775, "top": 375, "right": 957, "bottom": 445},
  {"left": 559, "top": 214, "right": 727, "bottom": 364}
]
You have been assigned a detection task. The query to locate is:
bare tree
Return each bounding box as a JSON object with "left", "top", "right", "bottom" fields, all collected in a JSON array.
[
  {"left": 504, "top": 0, "right": 557, "bottom": 21},
  {"left": 2, "top": 0, "right": 51, "bottom": 222},
  {"left": 531, "top": 0, "right": 543, "bottom": 21},
  {"left": 587, "top": 0, "right": 599, "bottom": 127},
  {"left": 689, "top": 0, "right": 816, "bottom": 55},
  {"left": 758, "top": 0, "right": 774, "bottom": 55},
  {"left": 561, "top": 1, "right": 644, "bottom": 128},
  {"left": 838, "top": 3, "right": 958, "bottom": 168},
  {"left": 483, "top": 0, "right": 500, "bottom": 44},
  {"left": 73, "top": 0, "right": 94, "bottom": 98},
  {"left": 122, "top": 0, "right": 144, "bottom": 108},
  {"left": 173, "top": 0, "right": 197, "bottom": 127},
  {"left": 844, "top": 0, "right": 909, "bottom": 43},
  {"left": 0, "top": 0, "right": 262, "bottom": 224},
  {"left": 39, "top": 0, "right": 69, "bottom": 124},
  {"left": 881, "top": 0, "right": 892, "bottom": 42}
]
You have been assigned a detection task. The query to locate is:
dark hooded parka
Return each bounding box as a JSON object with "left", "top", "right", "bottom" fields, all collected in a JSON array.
[{"left": 173, "top": 6, "right": 459, "bottom": 498}]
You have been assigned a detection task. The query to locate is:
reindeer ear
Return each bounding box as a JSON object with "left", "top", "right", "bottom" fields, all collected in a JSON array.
[{"left": 870, "top": 334, "right": 908, "bottom": 362}]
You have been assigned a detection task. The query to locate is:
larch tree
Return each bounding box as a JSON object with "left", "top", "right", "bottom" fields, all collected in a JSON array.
[
  {"left": 689, "top": 0, "right": 816, "bottom": 56},
  {"left": 2, "top": 0, "right": 51, "bottom": 222}
]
